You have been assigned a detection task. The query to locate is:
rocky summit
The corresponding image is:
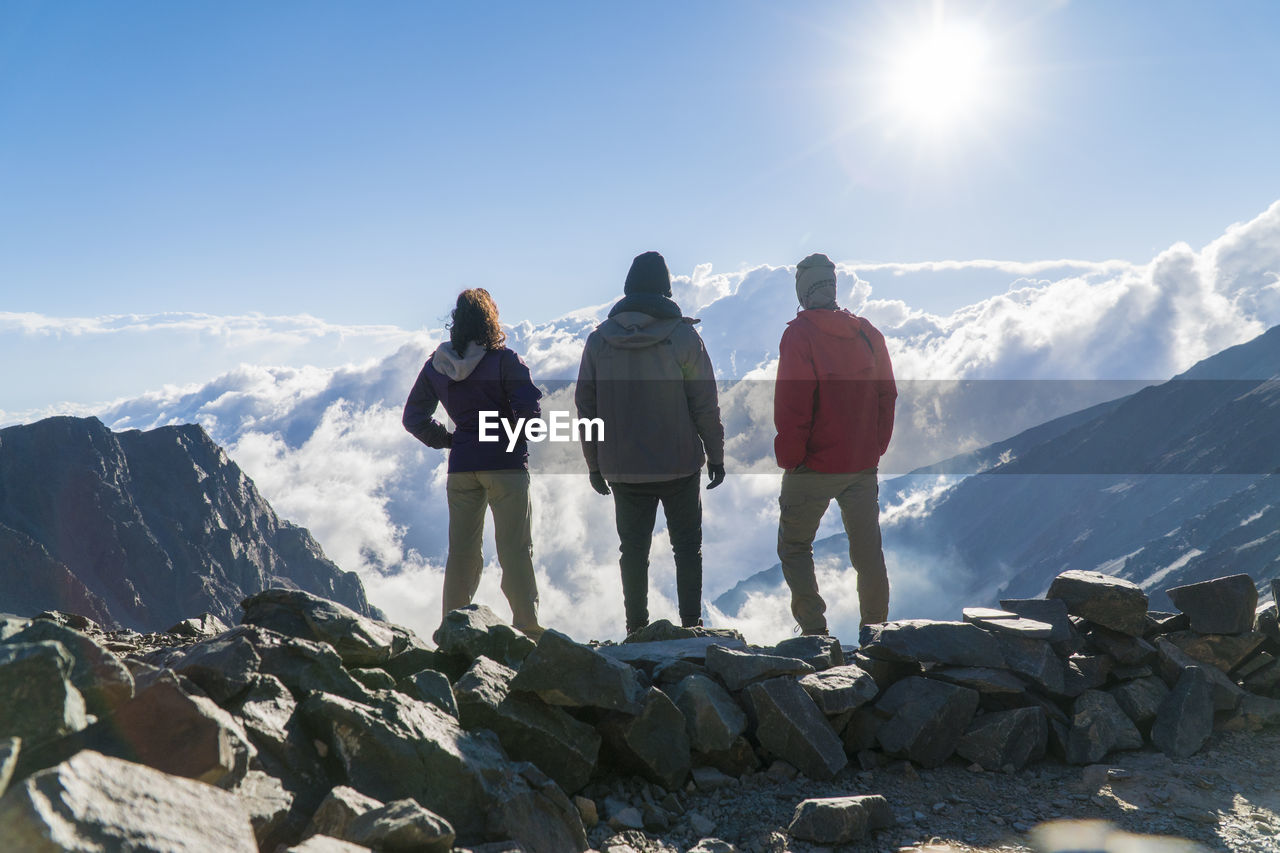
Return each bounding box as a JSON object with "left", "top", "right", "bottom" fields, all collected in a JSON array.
[
  {"left": 1, "top": 573, "right": 1280, "bottom": 852},
  {"left": 0, "top": 416, "right": 380, "bottom": 631}
]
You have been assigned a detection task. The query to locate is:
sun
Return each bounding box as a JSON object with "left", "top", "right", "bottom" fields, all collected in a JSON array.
[{"left": 884, "top": 21, "right": 992, "bottom": 130}]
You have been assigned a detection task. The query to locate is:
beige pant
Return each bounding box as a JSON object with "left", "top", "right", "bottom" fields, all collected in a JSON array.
[
  {"left": 777, "top": 466, "right": 889, "bottom": 633},
  {"left": 444, "top": 469, "right": 540, "bottom": 632}
]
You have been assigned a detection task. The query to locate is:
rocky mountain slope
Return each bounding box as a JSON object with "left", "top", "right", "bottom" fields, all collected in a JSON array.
[
  {"left": 718, "top": 325, "right": 1280, "bottom": 620},
  {"left": 2, "top": 572, "right": 1280, "bottom": 851},
  {"left": 0, "top": 416, "right": 380, "bottom": 631}
]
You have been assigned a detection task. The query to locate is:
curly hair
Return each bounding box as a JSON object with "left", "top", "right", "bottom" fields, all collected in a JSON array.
[{"left": 448, "top": 288, "right": 507, "bottom": 352}]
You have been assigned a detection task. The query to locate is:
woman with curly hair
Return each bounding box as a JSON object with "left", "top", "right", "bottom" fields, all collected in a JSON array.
[{"left": 403, "top": 288, "right": 545, "bottom": 638}]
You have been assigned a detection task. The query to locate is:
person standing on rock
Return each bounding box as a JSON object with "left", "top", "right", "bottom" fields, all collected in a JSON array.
[
  {"left": 575, "top": 251, "right": 726, "bottom": 636},
  {"left": 403, "top": 288, "right": 545, "bottom": 639},
  {"left": 773, "top": 253, "right": 896, "bottom": 637}
]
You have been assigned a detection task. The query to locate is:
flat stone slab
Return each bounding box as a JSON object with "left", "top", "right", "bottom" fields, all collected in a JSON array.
[
  {"left": 597, "top": 637, "right": 747, "bottom": 668},
  {"left": 962, "top": 608, "right": 1055, "bottom": 639},
  {"left": 705, "top": 645, "right": 814, "bottom": 692},
  {"left": 928, "top": 666, "right": 1027, "bottom": 695},
  {"left": 999, "top": 598, "right": 1075, "bottom": 644},
  {"left": 1047, "top": 570, "right": 1148, "bottom": 636},
  {"left": 860, "top": 620, "right": 1005, "bottom": 668}
]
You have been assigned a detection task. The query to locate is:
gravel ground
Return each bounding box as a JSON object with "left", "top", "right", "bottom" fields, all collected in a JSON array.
[{"left": 581, "top": 728, "right": 1280, "bottom": 853}]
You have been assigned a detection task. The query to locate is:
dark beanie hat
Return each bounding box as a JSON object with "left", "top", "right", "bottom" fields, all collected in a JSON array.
[{"left": 624, "top": 251, "right": 672, "bottom": 296}]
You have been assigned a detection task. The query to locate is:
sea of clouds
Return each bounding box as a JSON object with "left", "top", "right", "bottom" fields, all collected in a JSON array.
[{"left": 5, "top": 200, "right": 1280, "bottom": 644}]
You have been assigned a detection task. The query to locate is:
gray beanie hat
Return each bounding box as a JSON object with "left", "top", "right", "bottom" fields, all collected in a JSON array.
[{"left": 795, "top": 253, "right": 838, "bottom": 309}]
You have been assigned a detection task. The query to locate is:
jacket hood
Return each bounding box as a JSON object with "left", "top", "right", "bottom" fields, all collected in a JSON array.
[
  {"left": 598, "top": 311, "right": 693, "bottom": 348},
  {"left": 788, "top": 308, "right": 867, "bottom": 340},
  {"left": 430, "top": 340, "right": 489, "bottom": 381}
]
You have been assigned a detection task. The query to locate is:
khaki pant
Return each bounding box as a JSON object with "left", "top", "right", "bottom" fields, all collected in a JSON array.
[
  {"left": 777, "top": 466, "right": 889, "bottom": 633},
  {"left": 444, "top": 469, "right": 540, "bottom": 633}
]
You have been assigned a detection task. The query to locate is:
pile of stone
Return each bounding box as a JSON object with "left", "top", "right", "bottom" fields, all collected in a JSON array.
[{"left": 1, "top": 571, "right": 1278, "bottom": 852}]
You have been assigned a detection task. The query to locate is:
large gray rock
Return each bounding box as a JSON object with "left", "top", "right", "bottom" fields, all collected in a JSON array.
[
  {"left": 999, "top": 598, "right": 1075, "bottom": 643},
  {"left": 300, "top": 690, "right": 586, "bottom": 851},
  {"left": 0, "top": 750, "right": 257, "bottom": 851},
  {"left": 1156, "top": 638, "right": 1244, "bottom": 712},
  {"left": 598, "top": 636, "right": 748, "bottom": 673},
  {"left": 242, "top": 588, "right": 400, "bottom": 668},
  {"left": 767, "top": 635, "right": 845, "bottom": 670},
  {"left": 167, "top": 612, "right": 231, "bottom": 638},
  {"left": 704, "top": 645, "right": 814, "bottom": 692},
  {"left": 1047, "top": 570, "right": 1148, "bottom": 636},
  {"left": 962, "top": 607, "right": 1054, "bottom": 639},
  {"left": 232, "top": 768, "right": 297, "bottom": 851},
  {"left": 434, "top": 605, "right": 536, "bottom": 670},
  {"left": 1256, "top": 601, "right": 1280, "bottom": 643},
  {"left": 1223, "top": 694, "right": 1280, "bottom": 731},
  {"left": 397, "top": 668, "right": 459, "bottom": 718},
  {"left": 0, "top": 641, "right": 87, "bottom": 746},
  {"left": 746, "top": 677, "right": 846, "bottom": 780},
  {"left": 788, "top": 795, "right": 893, "bottom": 844},
  {"left": 1151, "top": 666, "right": 1213, "bottom": 758},
  {"left": 1062, "top": 655, "right": 1112, "bottom": 698},
  {"left": 667, "top": 674, "right": 748, "bottom": 753},
  {"left": 1166, "top": 573, "right": 1258, "bottom": 635},
  {"left": 955, "top": 707, "right": 1047, "bottom": 771},
  {"left": 928, "top": 667, "right": 1027, "bottom": 695},
  {"left": 797, "top": 664, "right": 879, "bottom": 714},
  {"left": 305, "top": 786, "right": 383, "bottom": 841},
  {"left": 996, "top": 635, "right": 1065, "bottom": 695},
  {"left": 598, "top": 687, "right": 691, "bottom": 790},
  {"left": 168, "top": 633, "right": 262, "bottom": 704},
  {"left": 1084, "top": 627, "right": 1156, "bottom": 666},
  {"left": 511, "top": 630, "right": 645, "bottom": 714},
  {"left": 5, "top": 621, "right": 134, "bottom": 716},
  {"left": 229, "top": 674, "right": 325, "bottom": 793},
  {"left": 860, "top": 620, "right": 1005, "bottom": 668},
  {"left": 455, "top": 656, "right": 600, "bottom": 793},
  {"left": 1163, "top": 630, "right": 1266, "bottom": 673},
  {"left": 345, "top": 799, "right": 456, "bottom": 853},
  {"left": 232, "top": 625, "right": 373, "bottom": 703},
  {"left": 873, "top": 676, "right": 979, "bottom": 768},
  {"left": 1108, "top": 676, "right": 1170, "bottom": 725},
  {"left": 1065, "top": 690, "right": 1143, "bottom": 765}
]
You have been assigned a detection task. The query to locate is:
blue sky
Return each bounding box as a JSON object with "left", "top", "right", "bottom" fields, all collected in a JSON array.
[{"left": 3, "top": 0, "right": 1279, "bottom": 332}]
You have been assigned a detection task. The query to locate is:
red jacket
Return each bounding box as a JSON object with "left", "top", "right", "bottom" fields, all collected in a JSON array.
[{"left": 774, "top": 309, "right": 896, "bottom": 472}]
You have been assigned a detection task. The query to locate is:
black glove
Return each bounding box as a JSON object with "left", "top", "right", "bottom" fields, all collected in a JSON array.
[
  {"left": 706, "top": 463, "right": 726, "bottom": 490},
  {"left": 424, "top": 422, "right": 453, "bottom": 450},
  {"left": 589, "top": 470, "right": 611, "bottom": 496}
]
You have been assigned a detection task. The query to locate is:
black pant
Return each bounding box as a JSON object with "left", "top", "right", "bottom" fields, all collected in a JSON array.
[{"left": 610, "top": 474, "right": 702, "bottom": 632}]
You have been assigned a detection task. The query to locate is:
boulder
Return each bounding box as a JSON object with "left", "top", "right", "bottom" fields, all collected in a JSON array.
[
  {"left": 1156, "top": 638, "right": 1244, "bottom": 712},
  {"left": 1084, "top": 627, "right": 1157, "bottom": 666},
  {"left": 1222, "top": 694, "right": 1280, "bottom": 731},
  {"left": 229, "top": 674, "right": 324, "bottom": 790},
  {"left": 433, "top": 605, "right": 536, "bottom": 670},
  {"left": 860, "top": 620, "right": 1005, "bottom": 668},
  {"left": 345, "top": 799, "right": 456, "bottom": 853},
  {"left": 704, "top": 645, "right": 814, "bottom": 692},
  {"left": 5, "top": 621, "right": 134, "bottom": 716},
  {"left": 694, "top": 736, "right": 761, "bottom": 777},
  {"left": 0, "top": 750, "right": 257, "bottom": 851},
  {"left": 667, "top": 674, "right": 748, "bottom": 753},
  {"left": 1046, "top": 570, "right": 1148, "bottom": 636},
  {"left": 397, "top": 669, "right": 459, "bottom": 718},
  {"left": 168, "top": 633, "right": 262, "bottom": 704},
  {"left": 788, "top": 795, "right": 893, "bottom": 843},
  {"left": 745, "top": 677, "right": 847, "bottom": 780},
  {"left": 306, "top": 786, "right": 383, "bottom": 841},
  {"left": 962, "top": 607, "right": 1054, "bottom": 639},
  {"left": 242, "top": 588, "right": 400, "bottom": 668},
  {"left": 996, "top": 635, "right": 1065, "bottom": 695},
  {"left": 1255, "top": 601, "right": 1279, "bottom": 644},
  {"left": 1163, "top": 630, "right": 1266, "bottom": 673},
  {"left": 455, "top": 656, "right": 600, "bottom": 793},
  {"left": 927, "top": 666, "right": 1026, "bottom": 695},
  {"left": 1064, "top": 690, "right": 1143, "bottom": 765},
  {"left": 598, "top": 636, "right": 747, "bottom": 674},
  {"left": 1150, "top": 666, "right": 1213, "bottom": 758},
  {"left": 510, "top": 630, "right": 645, "bottom": 714},
  {"left": 797, "top": 664, "right": 879, "bottom": 714},
  {"left": 1062, "top": 655, "right": 1113, "bottom": 698},
  {"left": 599, "top": 687, "right": 691, "bottom": 790},
  {"left": 873, "top": 676, "right": 979, "bottom": 768},
  {"left": 1166, "top": 573, "right": 1258, "bottom": 635},
  {"left": 999, "top": 598, "right": 1075, "bottom": 644},
  {"left": 167, "top": 612, "right": 231, "bottom": 638},
  {"left": 1108, "top": 676, "right": 1170, "bottom": 726},
  {"left": 0, "top": 641, "right": 88, "bottom": 746},
  {"left": 847, "top": 650, "right": 920, "bottom": 691},
  {"left": 232, "top": 767, "right": 297, "bottom": 851},
  {"left": 1244, "top": 659, "right": 1280, "bottom": 696},
  {"left": 766, "top": 635, "right": 845, "bottom": 670},
  {"left": 233, "top": 626, "right": 374, "bottom": 704},
  {"left": 300, "top": 690, "right": 586, "bottom": 851},
  {"left": 955, "top": 707, "right": 1047, "bottom": 771},
  {"left": 350, "top": 668, "right": 396, "bottom": 691},
  {"left": 1144, "top": 611, "right": 1191, "bottom": 638}
]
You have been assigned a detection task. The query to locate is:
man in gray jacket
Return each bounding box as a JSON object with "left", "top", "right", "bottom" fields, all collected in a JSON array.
[{"left": 576, "top": 251, "right": 725, "bottom": 636}]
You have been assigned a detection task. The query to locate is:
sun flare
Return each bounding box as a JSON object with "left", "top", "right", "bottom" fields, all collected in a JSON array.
[{"left": 885, "top": 22, "right": 991, "bottom": 130}]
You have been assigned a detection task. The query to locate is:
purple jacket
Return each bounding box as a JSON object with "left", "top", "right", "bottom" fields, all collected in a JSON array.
[{"left": 403, "top": 343, "right": 543, "bottom": 472}]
